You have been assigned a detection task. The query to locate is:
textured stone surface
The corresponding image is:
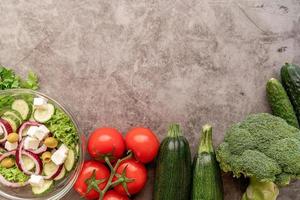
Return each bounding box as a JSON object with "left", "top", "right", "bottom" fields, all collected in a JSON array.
[{"left": 1, "top": 0, "right": 300, "bottom": 199}]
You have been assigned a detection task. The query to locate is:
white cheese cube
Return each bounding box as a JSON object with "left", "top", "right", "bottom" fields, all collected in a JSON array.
[
  {"left": 26, "top": 126, "right": 39, "bottom": 137},
  {"left": 58, "top": 144, "right": 69, "bottom": 155},
  {"left": 33, "top": 97, "right": 47, "bottom": 106},
  {"left": 51, "top": 145, "right": 69, "bottom": 165},
  {"left": 28, "top": 175, "right": 44, "bottom": 186},
  {"left": 4, "top": 141, "right": 18, "bottom": 151},
  {"left": 24, "top": 137, "right": 40, "bottom": 150},
  {"left": 33, "top": 125, "right": 49, "bottom": 141},
  {"left": 51, "top": 150, "right": 67, "bottom": 165}
]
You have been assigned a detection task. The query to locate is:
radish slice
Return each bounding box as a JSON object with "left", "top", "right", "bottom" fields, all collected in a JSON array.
[
  {"left": 28, "top": 144, "right": 47, "bottom": 155},
  {"left": 18, "top": 121, "right": 41, "bottom": 141},
  {"left": 0, "top": 174, "right": 28, "bottom": 188},
  {"left": 16, "top": 141, "right": 43, "bottom": 175}
]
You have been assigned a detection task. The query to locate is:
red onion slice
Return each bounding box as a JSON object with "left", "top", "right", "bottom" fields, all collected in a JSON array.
[
  {"left": 0, "top": 119, "right": 12, "bottom": 143},
  {"left": 44, "top": 164, "right": 63, "bottom": 180},
  {"left": 16, "top": 141, "right": 43, "bottom": 175},
  {"left": 28, "top": 144, "right": 47, "bottom": 155},
  {"left": 18, "top": 121, "right": 42, "bottom": 141},
  {"left": 0, "top": 174, "right": 28, "bottom": 188},
  {"left": 0, "top": 150, "right": 16, "bottom": 161},
  {"left": 0, "top": 119, "right": 13, "bottom": 134},
  {"left": 0, "top": 150, "right": 29, "bottom": 187}
]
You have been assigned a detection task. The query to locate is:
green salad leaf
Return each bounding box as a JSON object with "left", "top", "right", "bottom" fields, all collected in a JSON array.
[
  {"left": 0, "top": 66, "right": 39, "bottom": 90},
  {"left": 0, "top": 165, "right": 28, "bottom": 183},
  {"left": 46, "top": 109, "right": 79, "bottom": 148}
]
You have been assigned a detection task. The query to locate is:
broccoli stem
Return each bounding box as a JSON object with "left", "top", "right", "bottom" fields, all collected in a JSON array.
[
  {"left": 198, "top": 124, "right": 214, "bottom": 153},
  {"left": 242, "top": 177, "right": 279, "bottom": 200}
]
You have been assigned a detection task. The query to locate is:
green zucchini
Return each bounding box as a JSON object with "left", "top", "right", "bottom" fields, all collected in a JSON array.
[
  {"left": 153, "top": 124, "right": 192, "bottom": 200},
  {"left": 266, "top": 78, "right": 299, "bottom": 128},
  {"left": 281, "top": 63, "right": 300, "bottom": 124},
  {"left": 191, "top": 124, "right": 223, "bottom": 200}
]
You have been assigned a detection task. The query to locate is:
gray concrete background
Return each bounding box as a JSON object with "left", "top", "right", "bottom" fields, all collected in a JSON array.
[{"left": 1, "top": 0, "right": 300, "bottom": 199}]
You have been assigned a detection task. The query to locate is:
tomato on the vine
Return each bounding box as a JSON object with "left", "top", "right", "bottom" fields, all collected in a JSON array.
[
  {"left": 104, "top": 190, "right": 130, "bottom": 200},
  {"left": 74, "top": 161, "right": 110, "bottom": 200},
  {"left": 113, "top": 159, "right": 147, "bottom": 195},
  {"left": 88, "top": 128, "right": 126, "bottom": 162},
  {"left": 125, "top": 127, "right": 159, "bottom": 163}
]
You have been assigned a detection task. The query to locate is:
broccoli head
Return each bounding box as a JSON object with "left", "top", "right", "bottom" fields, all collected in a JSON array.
[{"left": 216, "top": 113, "right": 300, "bottom": 200}]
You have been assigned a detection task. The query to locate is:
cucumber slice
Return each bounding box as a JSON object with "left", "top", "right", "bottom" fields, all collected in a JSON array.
[
  {"left": 33, "top": 104, "right": 55, "bottom": 123},
  {"left": 43, "top": 161, "right": 59, "bottom": 176},
  {"left": 54, "top": 166, "right": 66, "bottom": 181},
  {"left": 31, "top": 180, "right": 53, "bottom": 195},
  {"left": 1, "top": 114, "right": 20, "bottom": 132},
  {"left": 3, "top": 110, "right": 23, "bottom": 125},
  {"left": 22, "top": 155, "right": 35, "bottom": 171},
  {"left": 64, "top": 149, "right": 75, "bottom": 171},
  {"left": 12, "top": 99, "right": 31, "bottom": 120}
]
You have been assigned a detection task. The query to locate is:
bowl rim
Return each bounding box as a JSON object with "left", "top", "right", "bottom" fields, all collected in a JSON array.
[{"left": 0, "top": 89, "right": 84, "bottom": 200}]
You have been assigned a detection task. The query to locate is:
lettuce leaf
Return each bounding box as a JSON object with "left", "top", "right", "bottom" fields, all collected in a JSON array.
[
  {"left": 46, "top": 109, "right": 79, "bottom": 148},
  {"left": 0, "top": 165, "right": 28, "bottom": 183}
]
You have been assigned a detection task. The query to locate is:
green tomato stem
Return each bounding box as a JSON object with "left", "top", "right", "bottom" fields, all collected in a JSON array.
[{"left": 98, "top": 152, "right": 133, "bottom": 200}]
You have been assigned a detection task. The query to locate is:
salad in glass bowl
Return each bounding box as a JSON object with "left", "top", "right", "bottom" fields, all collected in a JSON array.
[{"left": 0, "top": 89, "right": 84, "bottom": 200}]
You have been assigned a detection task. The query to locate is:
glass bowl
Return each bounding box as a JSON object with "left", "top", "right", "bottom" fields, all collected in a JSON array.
[{"left": 0, "top": 89, "right": 84, "bottom": 200}]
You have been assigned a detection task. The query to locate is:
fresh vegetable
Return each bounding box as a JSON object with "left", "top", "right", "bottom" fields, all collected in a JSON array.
[
  {"left": 0, "top": 66, "right": 38, "bottom": 90},
  {"left": 64, "top": 149, "right": 75, "bottom": 171},
  {"left": 153, "top": 124, "right": 192, "bottom": 200},
  {"left": 88, "top": 128, "right": 126, "bottom": 162},
  {"left": 1, "top": 114, "right": 20, "bottom": 132},
  {"left": 281, "top": 63, "right": 300, "bottom": 123},
  {"left": 0, "top": 165, "right": 28, "bottom": 183},
  {"left": 74, "top": 161, "right": 110, "bottom": 200},
  {"left": 191, "top": 124, "right": 223, "bottom": 200},
  {"left": 11, "top": 99, "right": 32, "bottom": 121},
  {"left": 43, "top": 162, "right": 64, "bottom": 179},
  {"left": 54, "top": 166, "right": 66, "bottom": 181},
  {"left": 216, "top": 113, "right": 300, "bottom": 200},
  {"left": 266, "top": 78, "right": 299, "bottom": 128},
  {"left": 45, "top": 109, "right": 79, "bottom": 148},
  {"left": 113, "top": 159, "right": 147, "bottom": 196},
  {"left": 125, "top": 127, "right": 159, "bottom": 163},
  {"left": 31, "top": 180, "right": 53, "bottom": 195},
  {"left": 104, "top": 190, "right": 130, "bottom": 200},
  {"left": 33, "top": 103, "right": 55, "bottom": 123}
]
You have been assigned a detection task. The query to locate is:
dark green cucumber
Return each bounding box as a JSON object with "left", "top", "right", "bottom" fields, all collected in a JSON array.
[
  {"left": 281, "top": 63, "right": 300, "bottom": 124},
  {"left": 191, "top": 124, "right": 223, "bottom": 200},
  {"left": 154, "top": 124, "right": 192, "bottom": 200},
  {"left": 266, "top": 78, "right": 299, "bottom": 128}
]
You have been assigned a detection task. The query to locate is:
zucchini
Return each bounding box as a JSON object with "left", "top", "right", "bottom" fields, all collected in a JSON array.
[
  {"left": 11, "top": 99, "right": 32, "bottom": 120},
  {"left": 153, "top": 124, "right": 192, "bottom": 200},
  {"left": 266, "top": 78, "right": 299, "bottom": 128},
  {"left": 191, "top": 124, "right": 223, "bottom": 200},
  {"left": 281, "top": 63, "right": 300, "bottom": 124}
]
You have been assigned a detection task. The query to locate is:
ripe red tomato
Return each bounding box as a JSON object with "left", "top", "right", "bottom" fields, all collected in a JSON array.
[
  {"left": 74, "top": 161, "right": 110, "bottom": 200},
  {"left": 88, "top": 128, "right": 126, "bottom": 162},
  {"left": 125, "top": 127, "right": 159, "bottom": 163},
  {"left": 104, "top": 190, "right": 130, "bottom": 200},
  {"left": 113, "top": 159, "right": 147, "bottom": 195}
]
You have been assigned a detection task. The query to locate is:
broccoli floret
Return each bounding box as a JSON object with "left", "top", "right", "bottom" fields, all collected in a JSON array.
[{"left": 216, "top": 113, "right": 300, "bottom": 200}]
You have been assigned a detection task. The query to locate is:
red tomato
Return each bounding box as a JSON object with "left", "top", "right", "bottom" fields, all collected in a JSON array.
[
  {"left": 113, "top": 159, "right": 147, "bottom": 195},
  {"left": 88, "top": 128, "right": 126, "bottom": 162},
  {"left": 104, "top": 190, "right": 130, "bottom": 200},
  {"left": 74, "top": 161, "right": 110, "bottom": 200},
  {"left": 125, "top": 127, "right": 159, "bottom": 163}
]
